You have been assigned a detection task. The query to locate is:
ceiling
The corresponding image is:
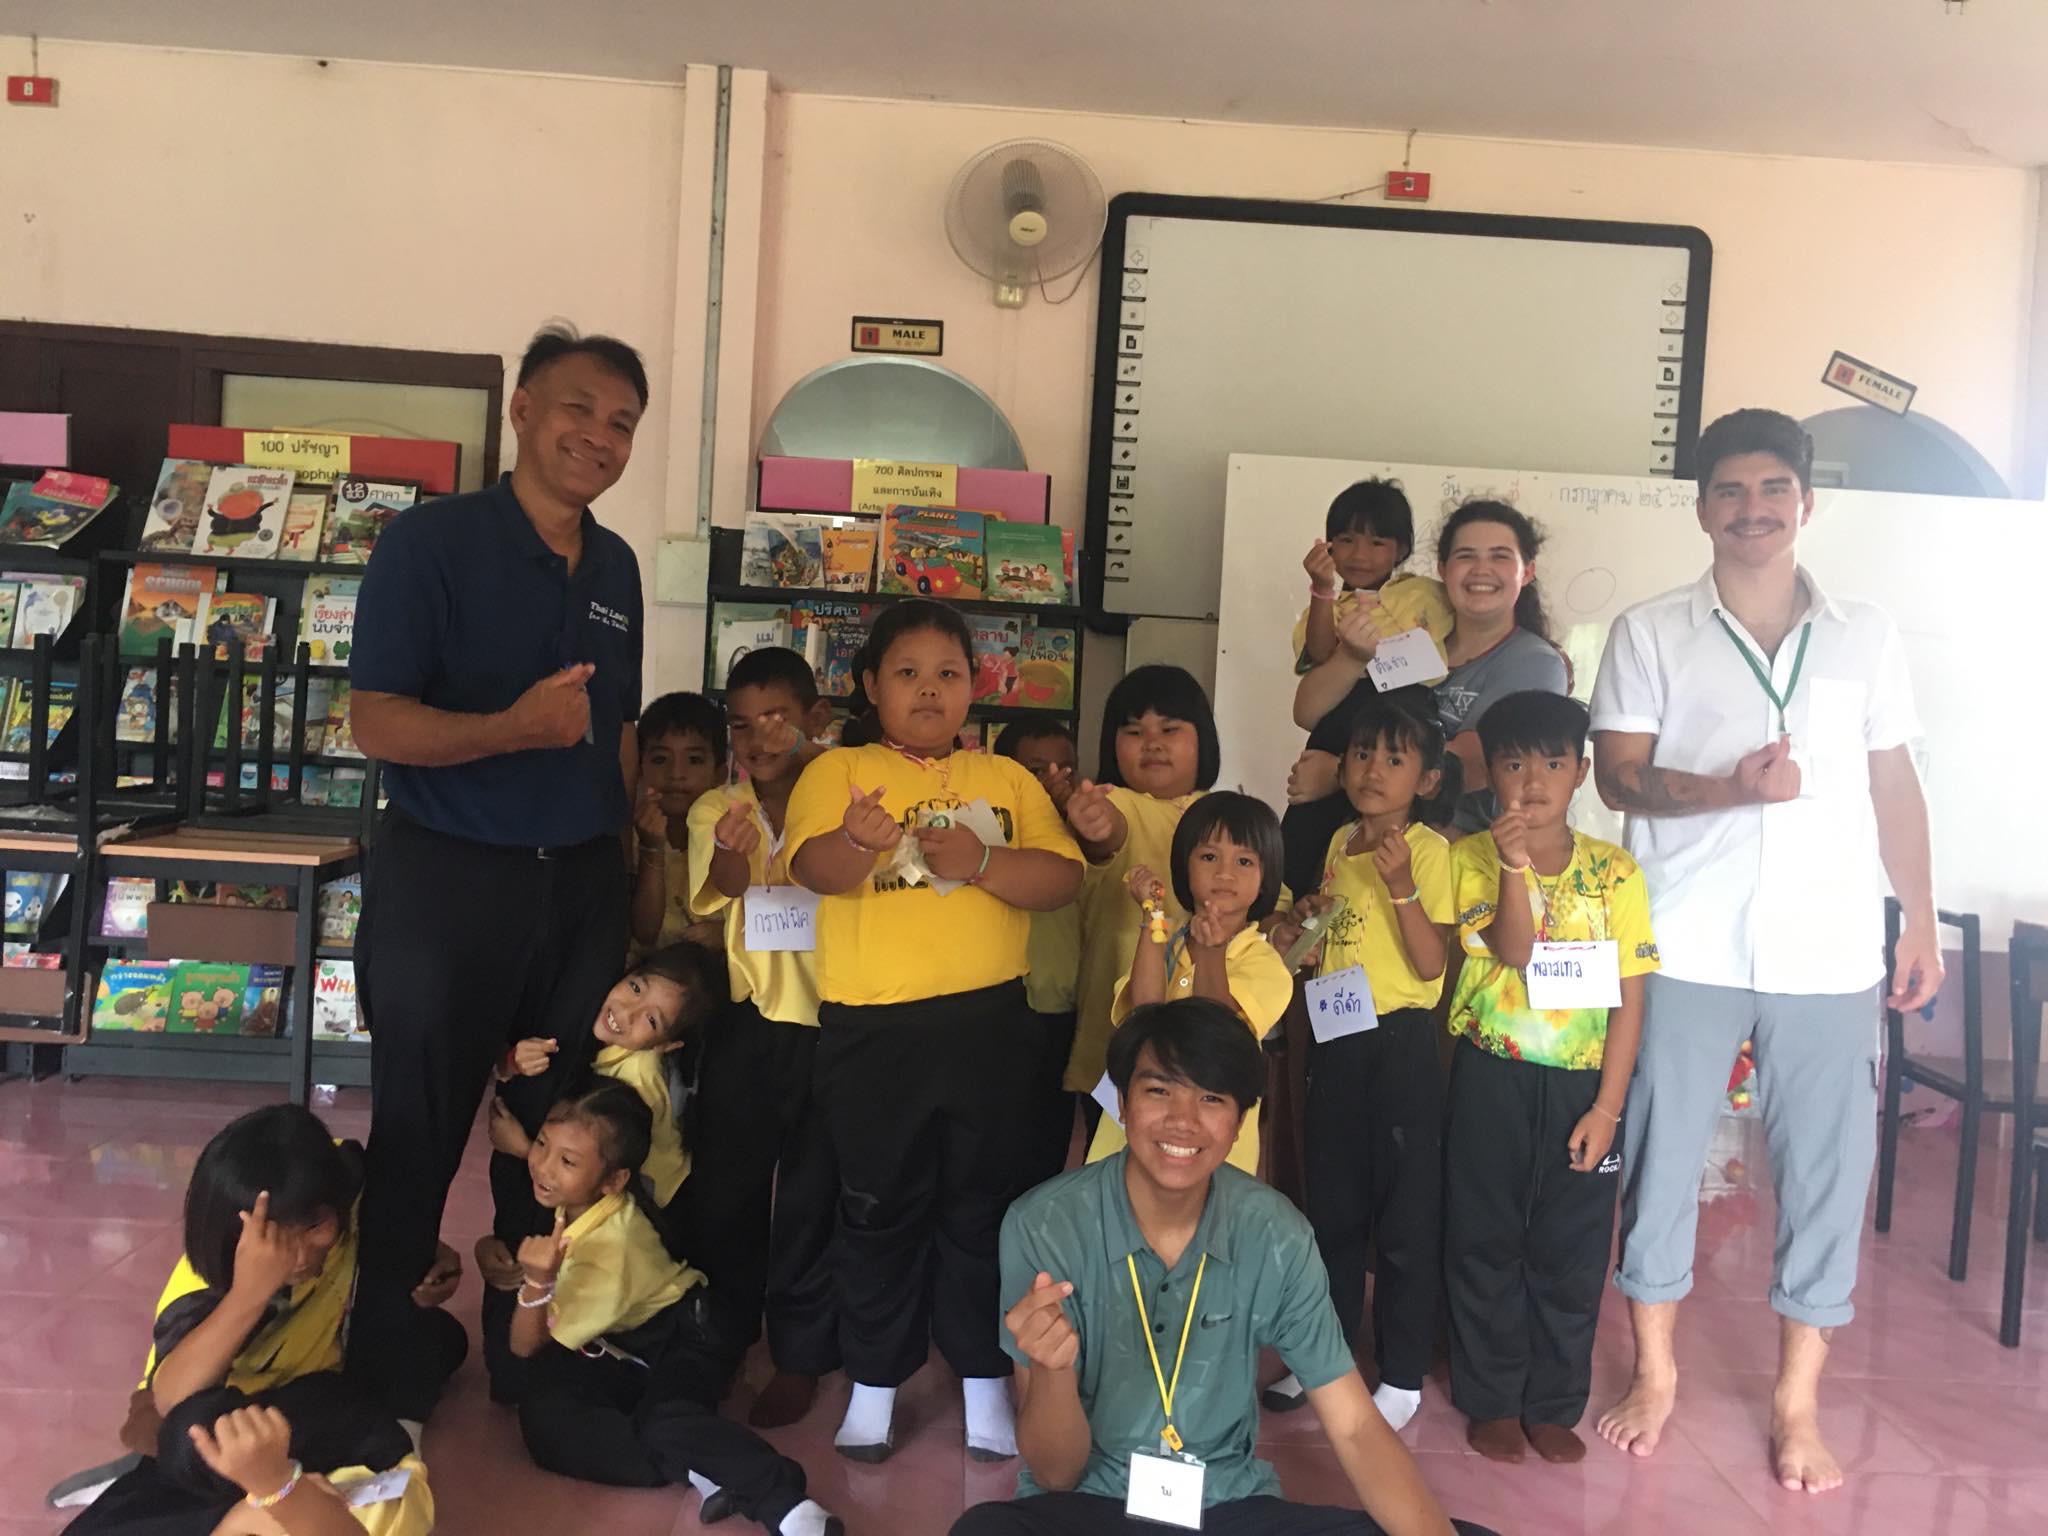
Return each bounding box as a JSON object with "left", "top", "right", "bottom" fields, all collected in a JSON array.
[{"left": 5, "top": 0, "right": 2045, "bottom": 167}]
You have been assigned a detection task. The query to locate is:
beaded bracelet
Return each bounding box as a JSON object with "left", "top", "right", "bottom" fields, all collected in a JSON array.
[
  {"left": 245, "top": 1462, "right": 304, "bottom": 1510},
  {"left": 1308, "top": 586, "right": 1339, "bottom": 602},
  {"left": 516, "top": 1282, "right": 556, "bottom": 1310},
  {"left": 1499, "top": 862, "right": 1532, "bottom": 875},
  {"left": 844, "top": 828, "right": 883, "bottom": 855},
  {"left": 1389, "top": 891, "right": 1422, "bottom": 906}
]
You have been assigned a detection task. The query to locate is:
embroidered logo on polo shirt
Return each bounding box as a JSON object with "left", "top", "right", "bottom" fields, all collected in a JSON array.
[{"left": 589, "top": 600, "right": 632, "bottom": 634}]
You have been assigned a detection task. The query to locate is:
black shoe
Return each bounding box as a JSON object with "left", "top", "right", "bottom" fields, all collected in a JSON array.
[
  {"left": 46, "top": 1455, "right": 141, "bottom": 1509},
  {"left": 1260, "top": 1380, "right": 1309, "bottom": 1414},
  {"left": 699, "top": 1489, "right": 737, "bottom": 1524}
]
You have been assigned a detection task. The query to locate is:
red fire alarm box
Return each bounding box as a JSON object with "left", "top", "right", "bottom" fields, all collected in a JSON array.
[{"left": 7, "top": 76, "right": 58, "bottom": 106}]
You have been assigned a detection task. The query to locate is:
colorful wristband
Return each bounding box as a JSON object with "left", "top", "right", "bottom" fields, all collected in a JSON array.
[
  {"left": 1309, "top": 585, "right": 1339, "bottom": 602},
  {"left": 1389, "top": 890, "right": 1421, "bottom": 906},
  {"left": 244, "top": 1463, "right": 304, "bottom": 1510},
  {"left": 969, "top": 842, "right": 994, "bottom": 883}
]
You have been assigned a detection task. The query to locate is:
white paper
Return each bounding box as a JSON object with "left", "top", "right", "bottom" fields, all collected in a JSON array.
[
  {"left": 743, "top": 885, "right": 819, "bottom": 952},
  {"left": 1125, "top": 1450, "right": 1205, "bottom": 1529},
  {"left": 1366, "top": 626, "right": 1447, "bottom": 691},
  {"left": 1091, "top": 1070, "right": 1123, "bottom": 1127},
  {"left": 337, "top": 1466, "right": 413, "bottom": 1507},
  {"left": 920, "top": 797, "right": 1010, "bottom": 896},
  {"left": 1305, "top": 964, "right": 1378, "bottom": 1042},
  {"left": 1525, "top": 940, "right": 1622, "bottom": 1009}
]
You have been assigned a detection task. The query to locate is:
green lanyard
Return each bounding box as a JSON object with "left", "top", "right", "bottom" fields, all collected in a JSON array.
[{"left": 1713, "top": 613, "right": 1812, "bottom": 736}]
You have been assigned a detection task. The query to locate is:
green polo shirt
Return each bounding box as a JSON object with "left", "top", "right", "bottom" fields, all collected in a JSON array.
[{"left": 999, "top": 1151, "right": 1356, "bottom": 1506}]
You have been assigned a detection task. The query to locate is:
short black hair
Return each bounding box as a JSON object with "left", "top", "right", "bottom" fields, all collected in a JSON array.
[
  {"left": 724, "top": 644, "right": 820, "bottom": 708},
  {"left": 1695, "top": 408, "right": 1814, "bottom": 494},
  {"left": 640, "top": 691, "right": 727, "bottom": 768},
  {"left": 1096, "top": 665, "right": 1220, "bottom": 789},
  {"left": 860, "top": 599, "right": 973, "bottom": 680},
  {"left": 993, "top": 718, "right": 1075, "bottom": 760},
  {"left": 1170, "top": 790, "right": 1285, "bottom": 922},
  {"left": 628, "top": 940, "right": 727, "bottom": 1042},
  {"left": 1107, "top": 998, "right": 1264, "bottom": 1114},
  {"left": 1324, "top": 478, "right": 1415, "bottom": 558},
  {"left": 840, "top": 710, "right": 883, "bottom": 748},
  {"left": 183, "top": 1105, "right": 359, "bottom": 1292},
  {"left": 517, "top": 325, "right": 650, "bottom": 409},
  {"left": 545, "top": 1078, "right": 654, "bottom": 1178},
  {"left": 1477, "top": 689, "right": 1590, "bottom": 764},
  {"left": 1347, "top": 690, "right": 1463, "bottom": 827}
]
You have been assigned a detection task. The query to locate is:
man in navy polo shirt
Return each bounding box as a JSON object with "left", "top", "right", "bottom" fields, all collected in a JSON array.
[{"left": 346, "top": 326, "right": 649, "bottom": 1419}]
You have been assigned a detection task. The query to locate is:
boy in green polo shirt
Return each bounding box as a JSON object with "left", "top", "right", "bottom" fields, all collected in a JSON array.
[
  {"left": 953, "top": 998, "right": 1493, "bottom": 1536},
  {"left": 1443, "top": 691, "right": 1659, "bottom": 1467}
]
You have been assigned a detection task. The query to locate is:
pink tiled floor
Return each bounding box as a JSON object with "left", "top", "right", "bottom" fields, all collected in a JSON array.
[{"left": 3, "top": 1077, "right": 2046, "bottom": 1535}]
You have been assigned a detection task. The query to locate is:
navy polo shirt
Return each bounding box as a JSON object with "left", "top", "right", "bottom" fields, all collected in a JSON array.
[{"left": 349, "top": 475, "right": 643, "bottom": 848}]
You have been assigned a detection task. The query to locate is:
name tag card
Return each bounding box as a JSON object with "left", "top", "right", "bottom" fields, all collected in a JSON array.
[
  {"left": 1091, "top": 1069, "right": 1123, "bottom": 1127},
  {"left": 1126, "top": 1449, "right": 1205, "bottom": 1529},
  {"left": 1306, "top": 964, "right": 1378, "bottom": 1042},
  {"left": 1525, "top": 941, "right": 1621, "bottom": 1009},
  {"left": 338, "top": 1467, "right": 414, "bottom": 1507},
  {"left": 1367, "top": 627, "right": 1447, "bottom": 692},
  {"left": 744, "top": 886, "right": 820, "bottom": 952}
]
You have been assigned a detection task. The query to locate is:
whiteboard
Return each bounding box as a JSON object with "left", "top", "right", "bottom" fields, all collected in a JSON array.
[
  {"left": 1215, "top": 452, "right": 2046, "bottom": 945},
  {"left": 1085, "top": 196, "right": 1709, "bottom": 622}
]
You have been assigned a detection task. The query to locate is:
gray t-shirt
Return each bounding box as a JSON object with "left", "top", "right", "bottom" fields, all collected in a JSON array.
[{"left": 1435, "top": 628, "right": 1570, "bottom": 831}]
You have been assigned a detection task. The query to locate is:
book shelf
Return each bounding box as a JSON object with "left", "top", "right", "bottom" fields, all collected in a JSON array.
[{"left": 699, "top": 524, "right": 1085, "bottom": 742}]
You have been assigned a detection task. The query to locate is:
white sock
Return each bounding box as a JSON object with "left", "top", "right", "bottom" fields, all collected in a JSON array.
[
  {"left": 834, "top": 1382, "right": 897, "bottom": 1449},
  {"left": 962, "top": 1375, "right": 1018, "bottom": 1457},
  {"left": 778, "top": 1500, "right": 836, "bottom": 1536},
  {"left": 51, "top": 1477, "right": 119, "bottom": 1511},
  {"left": 1372, "top": 1382, "right": 1422, "bottom": 1433},
  {"left": 398, "top": 1419, "right": 424, "bottom": 1456},
  {"left": 687, "top": 1470, "right": 721, "bottom": 1501},
  {"left": 1266, "top": 1372, "right": 1304, "bottom": 1402}
]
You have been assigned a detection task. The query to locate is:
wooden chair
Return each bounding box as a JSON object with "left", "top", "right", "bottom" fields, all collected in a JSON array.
[
  {"left": 1873, "top": 899, "right": 1985, "bottom": 1278},
  {"left": 1998, "top": 920, "right": 2048, "bottom": 1347}
]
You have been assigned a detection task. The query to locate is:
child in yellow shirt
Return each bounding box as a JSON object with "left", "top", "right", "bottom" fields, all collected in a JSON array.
[
  {"left": 1265, "top": 694, "right": 1459, "bottom": 1433},
  {"left": 1293, "top": 477, "right": 1453, "bottom": 678},
  {"left": 1085, "top": 791, "right": 1292, "bottom": 1175}
]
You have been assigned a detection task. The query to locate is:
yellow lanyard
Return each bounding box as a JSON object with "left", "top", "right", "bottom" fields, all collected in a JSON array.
[{"left": 1127, "top": 1251, "right": 1207, "bottom": 1453}]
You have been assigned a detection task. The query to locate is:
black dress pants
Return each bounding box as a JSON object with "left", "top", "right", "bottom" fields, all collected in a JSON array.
[
  {"left": 951, "top": 1493, "right": 1501, "bottom": 1535},
  {"left": 815, "top": 980, "right": 1039, "bottom": 1385},
  {"left": 351, "top": 809, "right": 627, "bottom": 1419},
  {"left": 1025, "top": 1008, "right": 1080, "bottom": 1189},
  {"left": 675, "top": 997, "right": 841, "bottom": 1376},
  {"left": 1302, "top": 1006, "right": 1442, "bottom": 1391},
  {"left": 1444, "top": 1038, "right": 1619, "bottom": 1426}
]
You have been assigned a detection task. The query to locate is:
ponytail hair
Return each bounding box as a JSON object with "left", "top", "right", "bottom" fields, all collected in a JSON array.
[
  {"left": 544, "top": 1079, "right": 664, "bottom": 1223},
  {"left": 1347, "top": 688, "right": 1463, "bottom": 830},
  {"left": 1435, "top": 499, "right": 1554, "bottom": 645}
]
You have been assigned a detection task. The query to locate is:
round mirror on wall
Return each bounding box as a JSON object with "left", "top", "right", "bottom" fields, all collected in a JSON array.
[{"left": 758, "top": 356, "right": 1028, "bottom": 470}]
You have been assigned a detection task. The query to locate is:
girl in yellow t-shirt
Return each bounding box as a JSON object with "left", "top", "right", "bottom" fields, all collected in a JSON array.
[
  {"left": 784, "top": 600, "right": 1084, "bottom": 1464},
  {"left": 1086, "top": 791, "right": 1293, "bottom": 1175},
  {"left": 1264, "top": 694, "right": 1458, "bottom": 1434},
  {"left": 1058, "top": 665, "right": 1218, "bottom": 1104}
]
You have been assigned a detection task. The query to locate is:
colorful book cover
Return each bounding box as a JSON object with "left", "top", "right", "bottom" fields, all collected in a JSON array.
[
  {"left": 10, "top": 576, "right": 83, "bottom": 648},
  {"left": 819, "top": 607, "right": 871, "bottom": 698},
  {"left": 1, "top": 679, "right": 76, "bottom": 752},
  {"left": 299, "top": 575, "right": 361, "bottom": 663},
  {"left": 1016, "top": 621, "right": 1077, "bottom": 711},
  {"left": 114, "top": 667, "right": 175, "bottom": 744},
  {"left": 741, "top": 513, "right": 828, "bottom": 589},
  {"left": 31, "top": 470, "right": 116, "bottom": 509},
  {"left": 241, "top": 965, "right": 286, "bottom": 1038},
  {"left": 193, "top": 466, "right": 295, "bottom": 558},
  {"left": 118, "top": 562, "right": 218, "bottom": 656},
  {"left": 0, "top": 583, "right": 16, "bottom": 645},
  {"left": 0, "top": 473, "right": 117, "bottom": 546},
  {"left": 138, "top": 459, "right": 214, "bottom": 552},
  {"left": 277, "top": 488, "right": 330, "bottom": 562},
  {"left": 166, "top": 960, "right": 251, "bottom": 1034},
  {"left": 100, "top": 877, "right": 155, "bottom": 939},
  {"left": 2, "top": 944, "right": 62, "bottom": 969},
  {"left": 197, "top": 591, "right": 277, "bottom": 660},
  {"left": 821, "top": 525, "right": 878, "bottom": 592},
  {"left": 713, "top": 604, "right": 793, "bottom": 688},
  {"left": 91, "top": 962, "right": 174, "bottom": 1033},
  {"left": 299, "top": 766, "right": 366, "bottom": 809},
  {"left": 322, "top": 681, "right": 361, "bottom": 758},
  {"left": 969, "top": 615, "right": 1024, "bottom": 704},
  {"left": 212, "top": 674, "right": 321, "bottom": 753},
  {"left": 3, "top": 871, "right": 53, "bottom": 936},
  {"left": 879, "top": 505, "right": 986, "bottom": 598},
  {"left": 321, "top": 477, "right": 418, "bottom": 563},
  {"left": 312, "top": 958, "right": 363, "bottom": 1040},
  {"left": 318, "top": 874, "right": 362, "bottom": 945},
  {"left": 985, "top": 521, "right": 1069, "bottom": 603}
]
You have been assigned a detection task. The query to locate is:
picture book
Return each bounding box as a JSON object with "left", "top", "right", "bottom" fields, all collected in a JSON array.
[
  {"left": 117, "top": 562, "right": 218, "bottom": 656},
  {"left": 3, "top": 871, "right": 54, "bottom": 936},
  {"left": 212, "top": 674, "right": 323, "bottom": 754},
  {"left": 193, "top": 466, "right": 295, "bottom": 558},
  {"left": 969, "top": 615, "right": 1024, "bottom": 705},
  {"left": 277, "top": 488, "right": 330, "bottom": 562},
  {"left": 166, "top": 960, "right": 251, "bottom": 1034},
  {"left": 312, "top": 958, "right": 364, "bottom": 1040},
  {"left": 1, "top": 679, "right": 76, "bottom": 752},
  {"left": 713, "top": 604, "right": 793, "bottom": 689},
  {"left": 3, "top": 945, "right": 61, "bottom": 969},
  {"left": 819, "top": 607, "right": 871, "bottom": 698},
  {"left": 741, "top": 513, "right": 830, "bottom": 589},
  {"left": 322, "top": 681, "right": 361, "bottom": 758},
  {"left": 821, "top": 524, "right": 878, "bottom": 592},
  {"left": 9, "top": 575, "right": 84, "bottom": 648},
  {"left": 1015, "top": 621, "right": 1077, "bottom": 711},
  {"left": 197, "top": 591, "right": 277, "bottom": 660},
  {"left": 241, "top": 965, "right": 286, "bottom": 1038},
  {"left": 91, "top": 962, "right": 174, "bottom": 1033},
  {"left": 299, "top": 575, "right": 361, "bottom": 663},
  {"left": 114, "top": 667, "right": 177, "bottom": 744},
  {"left": 100, "top": 877, "right": 155, "bottom": 939},
  {"left": 138, "top": 459, "right": 214, "bottom": 552},
  {"left": 321, "top": 477, "right": 418, "bottom": 563},
  {"left": 878, "top": 505, "right": 986, "bottom": 598},
  {"left": 0, "top": 471, "right": 118, "bottom": 546},
  {"left": 299, "top": 766, "right": 367, "bottom": 809},
  {"left": 985, "top": 521, "right": 1069, "bottom": 603},
  {"left": 318, "top": 874, "right": 362, "bottom": 945},
  {"left": 0, "top": 583, "right": 15, "bottom": 646}
]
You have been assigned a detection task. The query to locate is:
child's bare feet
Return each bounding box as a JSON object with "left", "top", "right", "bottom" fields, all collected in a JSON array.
[
  {"left": 1523, "top": 1421, "right": 1587, "bottom": 1464},
  {"left": 1466, "top": 1417, "right": 1526, "bottom": 1463},
  {"left": 1771, "top": 1409, "right": 1844, "bottom": 1493},
  {"left": 472, "top": 1235, "right": 522, "bottom": 1291},
  {"left": 1597, "top": 1371, "right": 1676, "bottom": 1458}
]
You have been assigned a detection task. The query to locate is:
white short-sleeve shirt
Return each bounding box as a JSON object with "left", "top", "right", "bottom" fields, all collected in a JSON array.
[{"left": 1588, "top": 566, "right": 1919, "bottom": 995}]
